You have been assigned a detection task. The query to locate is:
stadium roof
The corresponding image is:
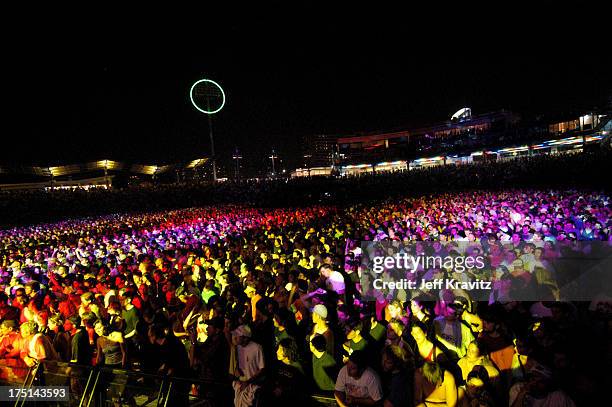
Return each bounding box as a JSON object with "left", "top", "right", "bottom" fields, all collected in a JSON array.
[{"left": 0, "top": 158, "right": 209, "bottom": 179}]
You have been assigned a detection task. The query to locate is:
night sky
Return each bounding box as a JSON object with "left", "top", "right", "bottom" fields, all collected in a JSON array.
[{"left": 3, "top": 3, "right": 610, "bottom": 175}]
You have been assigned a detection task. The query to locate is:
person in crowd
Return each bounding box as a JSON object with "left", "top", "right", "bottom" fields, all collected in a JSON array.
[
  {"left": 457, "top": 341, "right": 499, "bottom": 385},
  {"left": 190, "top": 316, "right": 230, "bottom": 383},
  {"left": 107, "top": 301, "right": 125, "bottom": 332},
  {"left": 335, "top": 350, "right": 383, "bottom": 407},
  {"left": 434, "top": 302, "right": 474, "bottom": 359},
  {"left": 309, "top": 304, "right": 335, "bottom": 357},
  {"left": 310, "top": 334, "right": 338, "bottom": 393},
  {"left": 0, "top": 319, "right": 26, "bottom": 381},
  {"left": 386, "top": 300, "right": 409, "bottom": 326},
  {"left": 272, "top": 307, "right": 296, "bottom": 346},
  {"left": 459, "top": 367, "right": 498, "bottom": 407},
  {"left": 381, "top": 345, "right": 413, "bottom": 407},
  {"left": 342, "top": 320, "right": 369, "bottom": 362},
  {"left": 68, "top": 315, "right": 93, "bottom": 367},
  {"left": 24, "top": 281, "right": 43, "bottom": 308},
  {"left": 119, "top": 289, "right": 141, "bottom": 367},
  {"left": 19, "top": 321, "right": 59, "bottom": 367},
  {"left": 386, "top": 319, "right": 410, "bottom": 353},
  {"left": 95, "top": 320, "right": 126, "bottom": 368},
  {"left": 409, "top": 297, "right": 434, "bottom": 327},
  {"left": 251, "top": 299, "right": 276, "bottom": 368},
  {"left": 368, "top": 315, "right": 386, "bottom": 346},
  {"left": 477, "top": 310, "right": 515, "bottom": 377},
  {"left": 411, "top": 321, "right": 444, "bottom": 363},
  {"left": 0, "top": 320, "right": 21, "bottom": 358},
  {"left": 451, "top": 297, "right": 482, "bottom": 335},
  {"left": 47, "top": 315, "right": 71, "bottom": 362},
  {"left": 78, "top": 292, "right": 98, "bottom": 318},
  {"left": 232, "top": 325, "right": 265, "bottom": 407},
  {"left": 120, "top": 290, "right": 140, "bottom": 342},
  {"left": 147, "top": 323, "right": 191, "bottom": 405},
  {"left": 0, "top": 292, "right": 19, "bottom": 322},
  {"left": 11, "top": 287, "right": 28, "bottom": 320},
  {"left": 510, "top": 335, "right": 537, "bottom": 384},
  {"left": 414, "top": 361, "right": 458, "bottom": 407},
  {"left": 269, "top": 337, "right": 307, "bottom": 405},
  {"left": 201, "top": 279, "right": 218, "bottom": 305},
  {"left": 509, "top": 363, "right": 576, "bottom": 407},
  {"left": 319, "top": 264, "right": 345, "bottom": 296}
]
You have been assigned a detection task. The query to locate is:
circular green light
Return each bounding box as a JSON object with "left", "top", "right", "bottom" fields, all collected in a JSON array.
[{"left": 189, "top": 78, "right": 226, "bottom": 114}]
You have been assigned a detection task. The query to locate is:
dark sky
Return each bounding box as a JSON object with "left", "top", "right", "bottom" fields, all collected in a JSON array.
[{"left": 3, "top": 3, "right": 610, "bottom": 174}]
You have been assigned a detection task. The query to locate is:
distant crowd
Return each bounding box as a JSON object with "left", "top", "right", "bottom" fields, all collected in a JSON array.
[{"left": 0, "top": 150, "right": 610, "bottom": 228}]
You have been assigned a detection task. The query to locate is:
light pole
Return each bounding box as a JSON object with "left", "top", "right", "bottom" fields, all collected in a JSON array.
[
  {"left": 269, "top": 149, "right": 279, "bottom": 177},
  {"left": 48, "top": 167, "right": 55, "bottom": 190},
  {"left": 207, "top": 112, "right": 217, "bottom": 181},
  {"left": 103, "top": 160, "right": 109, "bottom": 187},
  {"left": 232, "top": 148, "right": 243, "bottom": 180},
  {"left": 190, "top": 78, "right": 226, "bottom": 183},
  {"left": 303, "top": 154, "right": 312, "bottom": 177}
]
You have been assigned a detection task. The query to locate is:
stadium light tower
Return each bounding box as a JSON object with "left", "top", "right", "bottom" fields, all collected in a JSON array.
[
  {"left": 190, "top": 78, "right": 226, "bottom": 182},
  {"left": 269, "top": 149, "right": 279, "bottom": 177},
  {"left": 232, "top": 147, "right": 243, "bottom": 180}
]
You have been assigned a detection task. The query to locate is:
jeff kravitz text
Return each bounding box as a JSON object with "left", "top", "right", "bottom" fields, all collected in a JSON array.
[{"left": 372, "top": 278, "right": 492, "bottom": 291}]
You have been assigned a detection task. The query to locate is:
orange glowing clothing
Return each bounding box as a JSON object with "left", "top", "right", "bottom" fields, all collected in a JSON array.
[
  {"left": 0, "top": 332, "right": 21, "bottom": 357},
  {"left": 489, "top": 344, "right": 515, "bottom": 372},
  {"left": 478, "top": 333, "right": 515, "bottom": 372},
  {"left": 251, "top": 294, "right": 262, "bottom": 321}
]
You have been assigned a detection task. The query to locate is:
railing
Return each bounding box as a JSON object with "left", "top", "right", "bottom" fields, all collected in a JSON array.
[
  {"left": 311, "top": 394, "right": 337, "bottom": 406},
  {"left": 0, "top": 361, "right": 339, "bottom": 406},
  {"left": 0, "top": 361, "right": 229, "bottom": 406}
]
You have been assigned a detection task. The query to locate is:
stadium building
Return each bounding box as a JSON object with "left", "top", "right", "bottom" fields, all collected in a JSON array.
[
  {"left": 337, "top": 109, "right": 520, "bottom": 165},
  {"left": 291, "top": 107, "right": 610, "bottom": 177}
]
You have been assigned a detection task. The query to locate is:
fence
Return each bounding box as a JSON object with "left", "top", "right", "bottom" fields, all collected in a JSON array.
[{"left": 0, "top": 360, "right": 338, "bottom": 406}]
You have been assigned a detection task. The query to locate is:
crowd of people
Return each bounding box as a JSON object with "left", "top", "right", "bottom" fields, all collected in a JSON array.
[
  {"left": 1, "top": 149, "right": 610, "bottom": 227},
  {"left": 0, "top": 180, "right": 609, "bottom": 405}
]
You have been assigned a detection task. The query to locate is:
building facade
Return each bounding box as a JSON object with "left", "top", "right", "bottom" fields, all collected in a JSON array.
[{"left": 301, "top": 134, "right": 338, "bottom": 168}]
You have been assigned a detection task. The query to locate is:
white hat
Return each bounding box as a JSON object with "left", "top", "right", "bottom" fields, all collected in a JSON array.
[{"left": 313, "top": 304, "right": 328, "bottom": 319}]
